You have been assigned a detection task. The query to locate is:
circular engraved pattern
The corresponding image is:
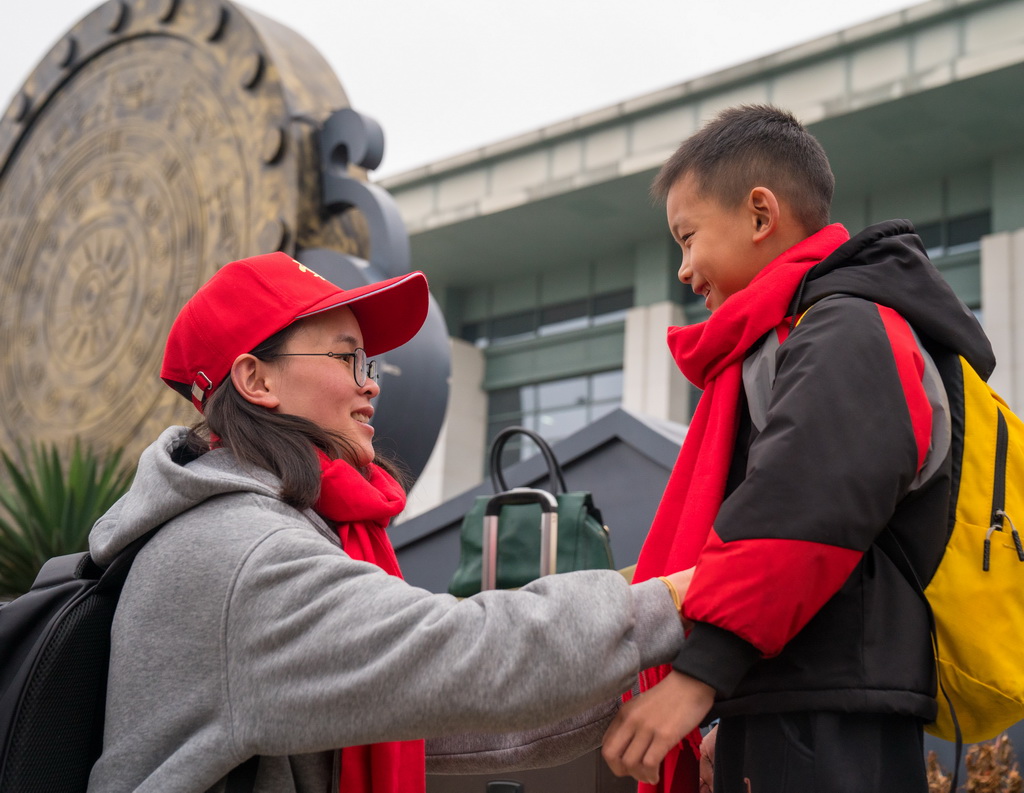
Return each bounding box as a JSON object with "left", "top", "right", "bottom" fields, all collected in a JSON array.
[
  {"left": 105, "top": 1, "right": 129, "bottom": 33},
  {"left": 262, "top": 126, "right": 286, "bottom": 164},
  {"left": 158, "top": 0, "right": 180, "bottom": 23},
  {"left": 258, "top": 218, "right": 290, "bottom": 254},
  {"left": 240, "top": 52, "right": 264, "bottom": 89},
  {"left": 0, "top": 25, "right": 280, "bottom": 449},
  {"left": 0, "top": 0, "right": 356, "bottom": 459},
  {"left": 54, "top": 37, "right": 77, "bottom": 68},
  {"left": 9, "top": 92, "right": 30, "bottom": 123}
]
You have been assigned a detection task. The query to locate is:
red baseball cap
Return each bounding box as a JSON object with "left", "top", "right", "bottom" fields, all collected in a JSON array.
[{"left": 161, "top": 252, "right": 429, "bottom": 411}]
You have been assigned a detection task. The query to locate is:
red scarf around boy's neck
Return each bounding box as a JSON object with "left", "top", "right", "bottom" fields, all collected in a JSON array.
[
  {"left": 315, "top": 452, "right": 426, "bottom": 793},
  {"left": 632, "top": 223, "right": 849, "bottom": 793}
]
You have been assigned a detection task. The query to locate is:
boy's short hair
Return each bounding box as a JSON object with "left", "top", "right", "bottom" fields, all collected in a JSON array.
[{"left": 652, "top": 105, "right": 834, "bottom": 233}]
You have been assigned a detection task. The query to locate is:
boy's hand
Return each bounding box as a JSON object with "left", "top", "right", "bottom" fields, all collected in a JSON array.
[
  {"left": 601, "top": 671, "right": 715, "bottom": 784},
  {"left": 664, "top": 567, "right": 695, "bottom": 600},
  {"left": 699, "top": 723, "right": 718, "bottom": 792},
  {"left": 661, "top": 567, "right": 696, "bottom": 630}
]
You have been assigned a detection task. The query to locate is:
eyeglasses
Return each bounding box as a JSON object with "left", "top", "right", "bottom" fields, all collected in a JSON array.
[{"left": 270, "top": 347, "right": 378, "bottom": 387}]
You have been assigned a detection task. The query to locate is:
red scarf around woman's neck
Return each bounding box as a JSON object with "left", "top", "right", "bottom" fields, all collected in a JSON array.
[
  {"left": 631, "top": 224, "right": 849, "bottom": 793},
  {"left": 315, "top": 452, "right": 426, "bottom": 793}
]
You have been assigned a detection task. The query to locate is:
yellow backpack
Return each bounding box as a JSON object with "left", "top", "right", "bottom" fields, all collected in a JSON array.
[
  {"left": 759, "top": 299, "right": 1024, "bottom": 746},
  {"left": 882, "top": 351, "right": 1024, "bottom": 745}
]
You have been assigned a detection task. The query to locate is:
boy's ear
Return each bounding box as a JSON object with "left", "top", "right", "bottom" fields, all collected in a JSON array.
[
  {"left": 230, "top": 353, "right": 280, "bottom": 409},
  {"left": 748, "top": 186, "right": 780, "bottom": 242}
]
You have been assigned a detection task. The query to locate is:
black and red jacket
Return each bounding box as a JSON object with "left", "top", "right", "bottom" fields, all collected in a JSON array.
[{"left": 671, "top": 220, "right": 995, "bottom": 720}]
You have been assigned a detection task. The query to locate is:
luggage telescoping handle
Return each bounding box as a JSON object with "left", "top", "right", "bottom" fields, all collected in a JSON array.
[
  {"left": 481, "top": 488, "right": 559, "bottom": 591},
  {"left": 489, "top": 426, "right": 567, "bottom": 494}
]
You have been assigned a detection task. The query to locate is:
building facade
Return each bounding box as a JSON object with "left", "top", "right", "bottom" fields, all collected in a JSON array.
[{"left": 381, "top": 0, "right": 1024, "bottom": 518}]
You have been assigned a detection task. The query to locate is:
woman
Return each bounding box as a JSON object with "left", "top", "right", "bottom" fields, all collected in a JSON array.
[{"left": 86, "top": 252, "right": 690, "bottom": 793}]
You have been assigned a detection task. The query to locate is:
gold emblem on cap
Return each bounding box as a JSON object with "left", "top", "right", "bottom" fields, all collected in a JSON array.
[{"left": 297, "top": 262, "right": 326, "bottom": 280}]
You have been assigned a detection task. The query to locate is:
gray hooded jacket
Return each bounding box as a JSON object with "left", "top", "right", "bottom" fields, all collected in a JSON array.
[{"left": 86, "top": 426, "right": 684, "bottom": 793}]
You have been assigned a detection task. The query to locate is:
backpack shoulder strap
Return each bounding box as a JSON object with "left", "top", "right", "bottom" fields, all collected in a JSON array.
[
  {"left": 94, "top": 526, "right": 161, "bottom": 590},
  {"left": 876, "top": 526, "right": 963, "bottom": 793},
  {"left": 107, "top": 529, "right": 262, "bottom": 793},
  {"left": 226, "top": 755, "right": 259, "bottom": 793}
]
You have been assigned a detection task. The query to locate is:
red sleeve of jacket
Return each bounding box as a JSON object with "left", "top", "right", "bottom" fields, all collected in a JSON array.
[{"left": 673, "top": 297, "right": 932, "bottom": 694}]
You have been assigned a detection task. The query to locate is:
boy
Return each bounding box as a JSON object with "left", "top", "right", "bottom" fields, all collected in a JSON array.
[{"left": 601, "top": 106, "right": 995, "bottom": 793}]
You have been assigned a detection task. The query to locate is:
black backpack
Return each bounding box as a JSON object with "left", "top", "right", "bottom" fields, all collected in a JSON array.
[
  {"left": 0, "top": 532, "right": 154, "bottom": 792},
  {"left": 0, "top": 530, "right": 259, "bottom": 793}
]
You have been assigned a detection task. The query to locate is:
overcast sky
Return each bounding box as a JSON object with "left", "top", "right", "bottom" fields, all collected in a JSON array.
[{"left": 3, "top": 0, "right": 919, "bottom": 178}]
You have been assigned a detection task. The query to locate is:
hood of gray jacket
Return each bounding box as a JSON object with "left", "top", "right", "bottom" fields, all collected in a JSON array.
[{"left": 89, "top": 426, "right": 289, "bottom": 566}]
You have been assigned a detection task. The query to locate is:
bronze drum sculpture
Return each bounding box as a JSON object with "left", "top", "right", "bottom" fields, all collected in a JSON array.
[{"left": 0, "top": 0, "right": 449, "bottom": 481}]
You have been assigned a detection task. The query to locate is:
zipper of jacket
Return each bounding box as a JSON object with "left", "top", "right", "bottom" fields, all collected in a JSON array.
[{"left": 331, "top": 749, "right": 340, "bottom": 793}]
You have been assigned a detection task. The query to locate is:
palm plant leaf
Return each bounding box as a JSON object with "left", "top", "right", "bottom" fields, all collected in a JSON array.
[{"left": 0, "top": 440, "right": 134, "bottom": 598}]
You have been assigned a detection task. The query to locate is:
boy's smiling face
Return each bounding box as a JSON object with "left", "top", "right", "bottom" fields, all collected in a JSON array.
[{"left": 666, "top": 172, "right": 769, "bottom": 313}]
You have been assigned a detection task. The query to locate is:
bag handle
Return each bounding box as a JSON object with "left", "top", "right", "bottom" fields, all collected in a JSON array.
[{"left": 489, "top": 426, "right": 567, "bottom": 494}]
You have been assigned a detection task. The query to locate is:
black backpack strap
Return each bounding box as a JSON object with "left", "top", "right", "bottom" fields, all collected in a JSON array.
[
  {"left": 875, "top": 528, "right": 961, "bottom": 793},
  {"left": 226, "top": 756, "right": 259, "bottom": 793},
  {"left": 99, "top": 526, "right": 262, "bottom": 793},
  {"left": 106, "top": 529, "right": 263, "bottom": 793},
  {"left": 94, "top": 525, "right": 164, "bottom": 594}
]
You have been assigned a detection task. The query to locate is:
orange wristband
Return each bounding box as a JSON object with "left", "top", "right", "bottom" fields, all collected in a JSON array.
[{"left": 657, "top": 576, "right": 682, "bottom": 613}]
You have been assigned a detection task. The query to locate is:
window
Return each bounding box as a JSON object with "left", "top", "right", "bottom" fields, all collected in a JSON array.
[
  {"left": 539, "top": 299, "right": 589, "bottom": 336},
  {"left": 487, "top": 370, "right": 624, "bottom": 466},
  {"left": 914, "top": 211, "right": 988, "bottom": 312},
  {"left": 915, "top": 211, "right": 990, "bottom": 260},
  {"left": 489, "top": 311, "right": 535, "bottom": 344},
  {"left": 461, "top": 289, "right": 633, "bottom": 348}
]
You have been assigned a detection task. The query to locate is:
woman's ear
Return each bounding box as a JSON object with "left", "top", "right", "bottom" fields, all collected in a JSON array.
[
  {"left": 748, "top": 186, "right": 780, "bottom": 242},
  {"left": 230, "top": 353, "right": 280, "bottom": 409}
]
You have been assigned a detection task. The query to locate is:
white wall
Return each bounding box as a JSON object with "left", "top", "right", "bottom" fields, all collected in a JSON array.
[
  {"left": 400, "top": 338, "right": 488, "bottom": 520},
  {"left": 622, "top": 301, "right": 691, "bottom": 424},
  {"left": 981, "top": 229, "right": 1024, "bottom": 411}
]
